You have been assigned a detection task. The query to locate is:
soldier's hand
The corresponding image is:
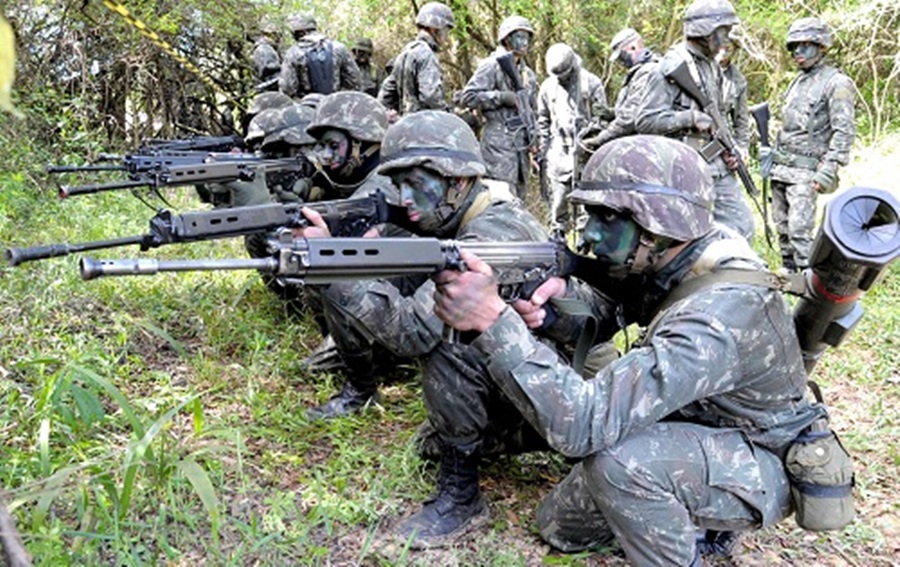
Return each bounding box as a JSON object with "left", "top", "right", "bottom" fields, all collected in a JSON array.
[
  {"left": 432, "top": 249, "right": 505, "bottom": 333},
  {"left": 292, "top": 206, "right": 331, "bottom": 238},
  {"left": 498, "top": 91, "right": 518, "bottom": 108},
  {"left": 512, "top": 276, "right": 566, "bottom": 329},
  {"left": 386, "top": 109, "right": 400, "bottom": 124},
  {"left": 692, "top": 110, "right": 714, "bottom": 132},
  {"left": 722, "top": 150, "right": 740, "bottom": 170}
]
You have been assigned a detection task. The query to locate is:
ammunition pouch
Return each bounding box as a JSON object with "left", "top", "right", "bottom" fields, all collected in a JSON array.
[
  {"left": 784, "top": 420, "right": 855, "bottom": 532},
  {"left": 774, "top": 148, "right": 820, "bottom": 170}
]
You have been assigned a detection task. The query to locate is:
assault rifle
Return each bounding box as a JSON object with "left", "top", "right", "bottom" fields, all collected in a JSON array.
[
  {"left": 56, "top": 155, "right": 315, "bottom": 199},
  {"left": 496, "top": 52, "right": 537, "bottom": 151},
  {"left": 749, "top": 102, "right": 772, "bottom": 228},
  {"left": 47, "top": 151, "right": 259, "bottom": 176},
  {"left": 138, "top": 135, "right": 246, "bottom": 154},
  {"left": 6, "top": 190, "right": 407, "bottom": 266},
  {"left": 664, "top": 61, "right": 759, "bottom": 198}
]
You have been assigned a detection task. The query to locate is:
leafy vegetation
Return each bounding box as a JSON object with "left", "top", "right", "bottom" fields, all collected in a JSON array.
[{"left": 2, "top": 0, "right": 899, "bottom": 564}]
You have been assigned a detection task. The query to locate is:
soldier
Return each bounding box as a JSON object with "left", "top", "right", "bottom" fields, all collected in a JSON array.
[
  {"left": 378, "top": 2, "right": 454, "bottom": 121},
  {"left": 718, "top": 28, "right": 750, "bottom": 162},
  {"left": 537, "top": 43, "right": 608, "bottom": 236},
  {"left": 579, "top": 28, "right": 659, "bottom": 152},
  {"left": 431, "top": 135, "right": 828, "bottom": 565},
  {"left": 352, "top": 38, "right": 380, "bottom": 97},
  {"left": 279, "top": 14, "right": 361, "bottom": 100},
  {"left": 295, "top": 111, "right": 549, "bottom": 547},
  {"left": 242, "top": 91, "right": 292, "bottom": 136},
  {"left": 767, "top": 18, "right": 856, "bottom": 272},
  {"left": 634, "top": 0, "right": 756, "bottom": 242},
  {"left": 459, "top": 15, "right": 538, "bottom": 200},
  {"left": 252, "top": 21, "right": 282, "bottom": 92}
]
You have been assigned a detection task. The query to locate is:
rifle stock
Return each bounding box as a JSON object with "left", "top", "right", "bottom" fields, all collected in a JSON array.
[
  {"left": 664, "top": 61, "right": 759, "bottom": 197},
  {"left": 6, "top": 190, "right": 407, "bottom": 266},
  {"left": 749, "top": 103, "right": 770, "bottom": 148}
]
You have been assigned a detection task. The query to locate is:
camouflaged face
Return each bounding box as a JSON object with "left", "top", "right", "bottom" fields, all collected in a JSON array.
[
  {"left": 786, "top": 17, "right": 833, "bottom": 49},
  {"left": 247, "top": 92, "right": 293, "bottom": 118},
  {"left": 378, "top": 110, "right": 487, "bottom": 178},
  {"left": 570, "top": 135, "right": 714, "bottom": 241},
  {"left": 306, "top": 91, "right": 388, "bottom": 143},
  {"left": 262, "top": 104, "right": 316, "bottom": 147},
  {"left": 683, "top": 0, "right": 739, "bottom": 37},
  {"left": 416, "top": 2, "right": 455, "bottom": 30},
  {"left": 498, "top": 15, "right": 534, "bottom": 43}
]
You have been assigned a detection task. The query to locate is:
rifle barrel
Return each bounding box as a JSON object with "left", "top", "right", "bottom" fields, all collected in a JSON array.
[
  {"left": 59, "top": 179, "right": 152, "bottom": 199},
  {"left": 47, "top": 164, "right": 127, "bottom": 174},
  {"left": 6, "top": 235, "right": 147, "bottom": 266},
  {"left": 80, "top": 257, "right": 277, "bottom": 280}
]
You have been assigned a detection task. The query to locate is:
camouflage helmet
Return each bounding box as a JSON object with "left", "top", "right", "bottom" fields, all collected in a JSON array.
[
  {"left": 299, "top": 92, "right": 325, "bottom": 109},
  {"left": 306, "top": 92, "right": 388, "bottom": 143},
  {"left": 497, "top": 15, "right": 534, "bottom": 44},
  {"left": 569, "top": 135, "right": 714, "bottom": 241},
  {"left": 378, "top": 110, "right": 487, "bottom": 178},
  {"left": 288, "top": 14, "right": 317, "bottom": 33},
  {"left": 247, "top": 91, "right": 292, "bottom": 118},
  {"left": 261, "top": 104, "right": 317, "bottom": 148},
  {"left": 245, "top": 108, "right": 283, "bottom": 147},
  {"left": 415, "top": 2, "right": 455, "bottom": 30},
  {"left": 259, "top": 21, "right": 279, "bottom": 36},
  {"left": 545, "top": 43, "right": 578, "bottom": 77},
  {"left": 608, "top": 27, "right": 640, "bottom": 61},
  {"left": 353, "top": 38, "right": 374, "bottom": 53},
  {"left": 683, "top": 0, "right": 740, "bottom": 38},
  {"left": 786, "top": 17, "right": 833, "bottom": 49}
]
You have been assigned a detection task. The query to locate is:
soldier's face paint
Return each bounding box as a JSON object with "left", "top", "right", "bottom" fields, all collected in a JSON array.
[
  {"left": 508, "top": 31, "right": 531, "bottom": 54},
  {"left": 579, "top": 207, "right": 642, "bottom": 278},
  {"left": 790, "top": 42, "right": 821, "bottom": 69},
  {"left": 314, "top": 130, "right": 350, "bottom": 170},
  {"left": 703, "top": 25, "right": 732, "bottom": 57},
  {"left": 393, "top": 166, "right": 449, "bottom": 230}
]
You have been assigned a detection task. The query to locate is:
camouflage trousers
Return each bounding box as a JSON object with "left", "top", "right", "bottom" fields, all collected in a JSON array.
[
  {"left": 770, "top": 180, "right": 817, "bottom": 268},
  {"left": 712, "top": 172, "right": 755, "bottom": 242},
  {"left": 537, "top": 422, "right": 792, "bottom": 565}
]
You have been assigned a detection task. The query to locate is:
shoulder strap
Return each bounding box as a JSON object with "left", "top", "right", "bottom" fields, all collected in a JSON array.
[{"left": 458, "top": 180, "right": 515, "bottom": 228}]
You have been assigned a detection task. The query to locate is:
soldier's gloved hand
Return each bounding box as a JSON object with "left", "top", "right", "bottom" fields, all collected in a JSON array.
[
  {"left": 812, "top": 163, "right": 839, "bottom": 194},
  {"left": 691, "top": 110, "right": 714, "bottom": 132},
  {"left": 497, "top": 91, "right": 518, "bottom": 108},
  {"left": 758, "top": 146, "right": 774, "bottom": 179}
]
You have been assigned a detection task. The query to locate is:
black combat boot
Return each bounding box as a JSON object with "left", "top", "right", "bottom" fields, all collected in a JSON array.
[
  {"left": 306, "top": 351, "right": 379, "bottom": 420},
  {"left": 696, "top": 529, "right": 741, "bottom": 558},
  {"left": 396, "top": 445, "right": 489, "bottom": 549}
]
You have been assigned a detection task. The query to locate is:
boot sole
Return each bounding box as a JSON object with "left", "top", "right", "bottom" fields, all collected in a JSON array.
[{"left": 403, "top": 505, "right": 491, "bottom": 550}]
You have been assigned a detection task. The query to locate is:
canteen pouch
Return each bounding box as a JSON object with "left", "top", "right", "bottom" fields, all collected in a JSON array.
[{"left": 784, "top": 424, "right": 855, "bottom": 531}]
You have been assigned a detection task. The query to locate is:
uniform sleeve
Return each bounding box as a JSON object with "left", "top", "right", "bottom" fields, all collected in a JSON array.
[
  {"left": 460, "top": 58, "right": 507, "bottom": 111},
  {"left": 336, "top": 44, "right": 361, "bottom": 91},
  {"left": 378, "top": 66, "right": 399, "bottom": 111},
  {"left": 634, "top": 66, "right": 694, "bottom": 135},
  {"left": 823, "top": 74, "right": 857, "bottom": 167},
  {"left": 279, "top": 47, "right": 300, "bottom": 98},
  {"left": 416, "top": 50, "right": 447, "bottom": 110},
  {"left": 536, "top": 81, "right": 552, "bottom": 155},
  {"left": 473, "top": 302, "right": 741, "bottom": 457},
  {"left": 587, "top": 75, "right": 609, "bottom": 118}
]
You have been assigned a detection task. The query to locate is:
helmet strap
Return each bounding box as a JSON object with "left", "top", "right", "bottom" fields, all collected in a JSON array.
[{"left": 630, "top": 232, "right": 675, "bottom": 274}]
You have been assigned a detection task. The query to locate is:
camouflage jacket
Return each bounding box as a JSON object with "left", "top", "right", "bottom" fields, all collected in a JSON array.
[
  {"left": 279, "top": 33, "right": 361, "bottom": 99},
  {"left": 459, "top": 48, "right": 537, "bottom": 186},
  {"left": 252, "top": 39, "right": 281, "bottom": 82},
  {"left": 358, "top": 62, "right": 380, "bottom": 97},
  {"left": 378, "top": 31, "right": 446, "bottom": 115},
  {"left": 771, "top": 61, "right": 856, "bottom": 189},
  {"left": 322, "top": 181, "right": 548, "bottom": 357},
  {"left": 721, "top": 62, "right": 750, "bottom": 156},
  {"left": 635, "top": 41, "right": 730, "bottom": 176},
  {"left": 471, "top": 228, "right": 827, "bottom": 457},
  {"left": 537, "top": 68, "right": 607, "bottom": 175},
  {"left": 591, "top": 54, "right": 658, "bottom": 147}
]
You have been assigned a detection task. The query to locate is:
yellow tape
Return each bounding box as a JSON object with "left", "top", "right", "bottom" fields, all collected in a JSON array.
[{"left": 98, "top": 0, "right": 245, "bottom": 110}]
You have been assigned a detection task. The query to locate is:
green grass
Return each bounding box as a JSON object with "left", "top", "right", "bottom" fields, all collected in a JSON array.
[{"left": 1, "top": 131, "right": 898, "bottom": 565}]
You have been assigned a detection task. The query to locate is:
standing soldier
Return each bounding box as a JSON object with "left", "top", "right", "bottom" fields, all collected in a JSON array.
[
  {"left": 767, "top": 18, "right": 856, "bottom": 272},
  {"left": 580, "top": 28, "right": 658, "bottom": 152},
  {"left": 279, "top": 14, "right": 361, "bottom": 100},
  {"left": 459, "top": 15, "right": 538, "bottom": 200},
  {"left": 537, "top": 43, "right": 608, "bottom": 236},
  {"left": 718, "top": 28, "right": 750, "bottom": 163},
  {"left": 352, "top": 38, "right": 380, "bottom": 97},
  {"left": 378, "top": 2, "right": 455, "bottom": 121},
  {"left": 252, "top": 21, "right": 282, "bottom": 92},
  {"left": 635, "top": 0, "right": 756, "bottom": 242}
]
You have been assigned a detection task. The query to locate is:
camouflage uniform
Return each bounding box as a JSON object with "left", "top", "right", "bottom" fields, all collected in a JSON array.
[
  {"left": 634, "top": 0, "right": 756, "bottom": 241},
  {"left": 378, "top": 3, "right": 454, "bottom": 116},
  {"left": 537, "top": 44, "right": 607, "bottom": 233},
  {"left": 460, "top": 18, "right": 538, "bottom": 199},
  {"left": 456, "top": 136, "right": 826, "bottom": 564},
  {"left": 319, "top": 111, "right": 549, "bottom": 547},
  {"left": 352, "top": 38, "right": 380, "bottom": 97},
  {"left": 770, "top": 18, "right": 856, "bottom": 270},
  {"left": 584, "top": 53, "right": 658, "bottom": 150},
  {"left": 279, "top": 16, "right": 361, "bottom": 99},
  {"left": 252, "top": 37, "right": 281, "bottom": 89},
  {"left": 377, "top": 31, "right": 447, "bottom": 115}
]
